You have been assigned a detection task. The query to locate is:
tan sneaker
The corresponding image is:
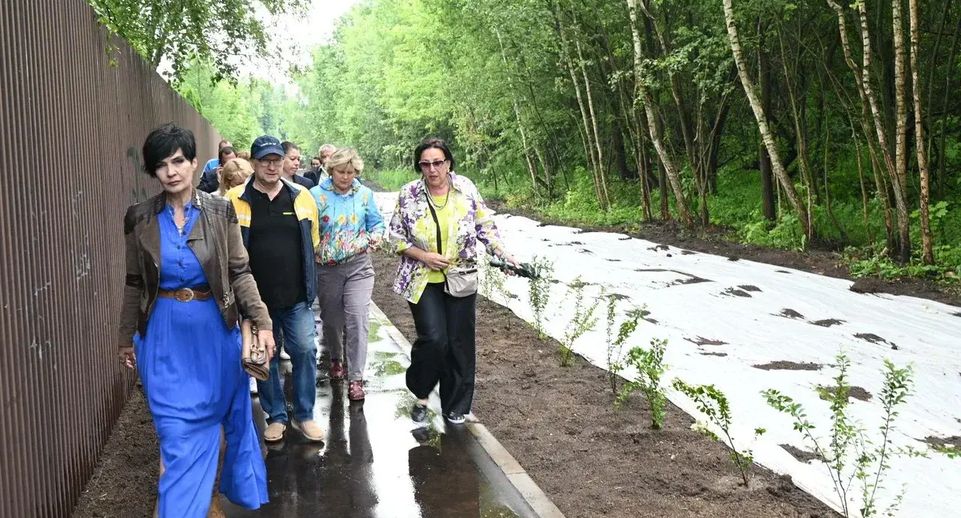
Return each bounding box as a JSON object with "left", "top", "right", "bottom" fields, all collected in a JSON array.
[
  {"left": 263, "top": 422, "right": 286, "bottom": 442},
  {"left": 292, "top": 419, "right": 325, "bottom": 442}
]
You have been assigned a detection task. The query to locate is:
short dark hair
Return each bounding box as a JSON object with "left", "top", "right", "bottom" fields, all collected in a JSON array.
[
  {"left": 281, "top": 141, "right": 300, "bottom": 155},
  {"left": 412, "top": 137, "right": 455, "bottom": 172},
  {"left": 218, "top": 146, "right": 236, "bottom": 164},
  {"left": 142, "top": 123, "right": 197, "bottom": 177}
]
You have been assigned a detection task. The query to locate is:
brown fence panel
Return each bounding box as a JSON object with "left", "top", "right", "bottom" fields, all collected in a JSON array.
[{"left": 0, "top": 1, "right": 220, "bottom": 516}]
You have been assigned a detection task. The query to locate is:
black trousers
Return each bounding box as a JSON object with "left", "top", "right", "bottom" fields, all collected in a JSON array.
[{"left": 406, "top": 282, "right": 477, "bottom": 415}]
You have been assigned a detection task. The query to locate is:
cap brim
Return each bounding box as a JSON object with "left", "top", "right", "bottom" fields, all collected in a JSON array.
[{"left": 252, "top": 145, "right": 285, "bottom": 159}]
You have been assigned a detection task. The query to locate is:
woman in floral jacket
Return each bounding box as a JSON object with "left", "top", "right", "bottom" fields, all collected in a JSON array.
[
  {"left": 310, "top": 148, "right": 384, "bottom": 401},
  {"left": 389, "top": 137, "right": 517, "bottom": 425}
]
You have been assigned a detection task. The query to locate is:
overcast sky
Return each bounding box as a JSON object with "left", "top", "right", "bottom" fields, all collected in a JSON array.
[{"left": 254, "top": 0, "right": 362, "bottom": 84}]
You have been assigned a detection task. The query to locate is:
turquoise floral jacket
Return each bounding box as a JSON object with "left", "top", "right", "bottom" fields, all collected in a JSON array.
[
  {"left": 309, "top": 178, "right": 385, "bottom": 265},
  {"left": 388, "top": 173, "right": 506, "bottom": 303}
]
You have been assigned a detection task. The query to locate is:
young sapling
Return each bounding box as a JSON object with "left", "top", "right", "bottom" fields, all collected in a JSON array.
[{"left": 616, "top": 338, "right": 668, "bottom": 429}]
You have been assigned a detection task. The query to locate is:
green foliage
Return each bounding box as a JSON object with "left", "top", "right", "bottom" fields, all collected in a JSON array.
[
  {"left": 365, "top": 169, "right": 418, "bottom": 191},
  {"left": 527, "top": 256, "right": 555, "bottom": 341},
  {"left": 617, "top": 339, "right": 669, "bottom": 430},
  {"left": 673, "top": 379, "right": 758, "bottom": 486},
  {"left": 605, "top": 298, "right": 645, "bottom": 396},
  {"left": 87, "top": 0, "right": 305, "bottom": 81},
  {"left": 844, "top": 241, "right": 961, "bottom": 282},
  {"left": 559, "top": 276, "right": 597, "bottom": 367},
  {"left": 157, "top": 0, "right": 961, "bottom": 283},
  {"left": 175, "top": 60, "right": 266, "bottom": 148},
  {"left": 762, "top": 353, "right": 919, "bottom": 517}
]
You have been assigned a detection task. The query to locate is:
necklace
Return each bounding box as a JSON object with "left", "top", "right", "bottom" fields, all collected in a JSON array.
[{"left": 426, "top": 180, "right": 451, "bottom": 209}]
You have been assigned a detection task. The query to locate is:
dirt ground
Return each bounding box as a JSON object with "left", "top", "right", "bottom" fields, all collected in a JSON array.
[
  {"left": 82, "top": 194, "right": 961, "bottom": 517},
  {"left": 369, "top": 251, "right": 835, "bottom": 518},
  {"left": 74, "top": 250, "right": 835, "bottom": 518}
]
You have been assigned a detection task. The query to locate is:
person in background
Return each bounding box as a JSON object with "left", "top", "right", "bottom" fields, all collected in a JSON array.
[
  {"left": 305, "top": 143, "right": 336, "bottom": 184},
  {"left": 217, "top": 157, "right": 253, "bottom": 198},
  {"left": 119, "top": 124, "right": 273, "bottom": 517},
  {"left": 198, "top": 139, "right": 232, "bottom": 192},
  {"left": 281, "top": 141, "right": 315, "bottom": 189},
  {"left": 310, "top": 148, "right": 384, "bottom": 401},
  {"left": 226, "top": 135, "right": 323, "bottom": 443},
  {"left": 389, "top": 137, "right": 518, "bottom": 425}
]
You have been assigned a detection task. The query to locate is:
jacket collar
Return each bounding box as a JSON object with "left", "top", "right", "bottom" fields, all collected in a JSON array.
[
  {"left": 240, "top": 176, "right": 301, "bottom": 202},
  {"left": 411, "top": 172, "right": 464, "bottom": 198},
  {"left": 150, "top": 187, "right": 206, "bottom": 214}
]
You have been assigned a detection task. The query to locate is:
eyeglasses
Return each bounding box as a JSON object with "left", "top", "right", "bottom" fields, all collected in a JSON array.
[
  {"left": 257, "top": 158, "right": 282, "bottom": 168},
  {"left": 418, "top": 159, "right": 448, "bottom": 171}
]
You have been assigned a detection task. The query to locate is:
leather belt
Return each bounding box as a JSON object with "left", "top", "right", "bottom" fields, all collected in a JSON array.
[
  {"left": 158, "top": 287, "right": 212, "bottom": 302},
  {"left": 323, "top": 249, "right": 368, "bottom": 267}
]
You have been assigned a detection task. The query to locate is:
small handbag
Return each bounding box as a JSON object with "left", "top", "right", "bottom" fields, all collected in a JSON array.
[
  {"left": 241, "top": 320, "right": 270, "bottom": 381},
  {"left": 426, "top": 191, "right": 478, "bottom": 298}
]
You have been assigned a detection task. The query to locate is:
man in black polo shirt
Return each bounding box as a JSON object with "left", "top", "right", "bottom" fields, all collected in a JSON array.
[{"left": 226, "top": 135, "right": 323, "bottom": 443}]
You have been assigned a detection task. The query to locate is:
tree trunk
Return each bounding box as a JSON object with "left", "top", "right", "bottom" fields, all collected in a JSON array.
[
  {"left": 826, "top": 0, "right": 901, "bottom": 254},
  {"left": 722, "top": 0, "right": 811, "bottom": 238},
  {"left": 553, "top": 2, "right": 607, "bottom": 208},
  {"left": 908, "top": 0, "right": 935, "bottom": 264},
  {"left": 494, "top": 30, "right": 540, "bottom": 198},
  {"left": 572, "top": 29, "right": 611, "bottom": 208},
  {"left": 627, "top": 0, "right": 691, "bottom": 225},
  {"left": 892, "top": 0, "right": 912, "bottom": 263},
  {"left": 757, "top": 39, "right": 776, "bottom": 221}
]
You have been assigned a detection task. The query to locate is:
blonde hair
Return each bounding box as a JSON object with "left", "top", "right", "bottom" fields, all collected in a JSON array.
[
  {"left": 326, "top": 147, "right": 364, "bottom": 175},
  {"left": 218, "top": 158, "right": 253, "bottom": 195}
]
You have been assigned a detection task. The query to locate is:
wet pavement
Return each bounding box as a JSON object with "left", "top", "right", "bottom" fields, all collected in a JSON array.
[{"left": 222, "top": 307, "right": 540, "bottom": 518}]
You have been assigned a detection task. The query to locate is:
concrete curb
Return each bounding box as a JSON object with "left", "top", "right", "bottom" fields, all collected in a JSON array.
[{"left": 369, "top": 302, "right": 566, "bottom": 518}]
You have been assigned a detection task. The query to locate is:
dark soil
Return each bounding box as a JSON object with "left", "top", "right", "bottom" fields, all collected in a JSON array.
[
  {"left": 369, "top": 252, "right": 835, "bottom": 517},
  {"left": 73, "top": 389, "right": 158, "bottom": 517},
  {"left": 922, "top": 436, "right": 961, "bottom": 449},
  {"left": 817, "top": 385, "right": 873, "bottom": 402},
  {"left": 853, "top": 333, "right": 899, "bottom": 350},
  {"left": 754, "top": 361, "right": 823, "bottom": 371},
  {"left": 780, "top": 444, "right": 822, "bottom": 464}
]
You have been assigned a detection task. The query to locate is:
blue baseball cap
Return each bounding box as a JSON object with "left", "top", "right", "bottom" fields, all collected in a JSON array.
[{"left": 251, "top": 135, "right": 284, "bottom": 160}]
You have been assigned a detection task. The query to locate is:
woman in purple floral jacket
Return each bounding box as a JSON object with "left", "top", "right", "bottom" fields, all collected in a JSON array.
[{"left": 389, "top": 137, "right": 518, "bottom": 425}]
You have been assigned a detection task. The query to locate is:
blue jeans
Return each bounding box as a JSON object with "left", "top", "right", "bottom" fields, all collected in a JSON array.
[{"left": 257, "top": 301, "right": 317, "bottom": 424}]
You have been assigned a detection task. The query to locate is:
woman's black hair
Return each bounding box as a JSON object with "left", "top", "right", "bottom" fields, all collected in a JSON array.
[
  {"left": 142, "top": 123, "right": 197, "bottom": 177},
  {"left": 412, "top": 137, "right": 455, "bottom": 172}
]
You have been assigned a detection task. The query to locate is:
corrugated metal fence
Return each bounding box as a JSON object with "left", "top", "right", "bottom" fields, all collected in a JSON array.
[{"left": 0, "top": 1, "right": 219, "bottom": 516}]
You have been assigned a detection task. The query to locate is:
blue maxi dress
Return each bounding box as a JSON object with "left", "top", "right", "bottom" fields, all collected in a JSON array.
[{"left": 134, "top": 204, "right": 268, "bottom": 517}]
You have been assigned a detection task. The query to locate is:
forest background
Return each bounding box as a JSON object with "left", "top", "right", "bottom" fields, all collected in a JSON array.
[{"left": 90, "top": 0, "right": 961, "bottom": 286}]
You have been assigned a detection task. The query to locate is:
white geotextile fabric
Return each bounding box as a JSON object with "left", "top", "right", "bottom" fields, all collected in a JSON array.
[{"left": 375, "top": 192, "right": 960, "bottom": 516}]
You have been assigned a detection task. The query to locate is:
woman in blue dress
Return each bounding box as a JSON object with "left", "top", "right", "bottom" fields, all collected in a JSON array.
[{"left": 118, "top": 124, "right": 276, "bottom": 517}]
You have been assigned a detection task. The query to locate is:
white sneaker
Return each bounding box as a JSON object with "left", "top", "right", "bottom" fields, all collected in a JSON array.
[{"left": 249, "top": 377, "right": 258, "bottom": 394}]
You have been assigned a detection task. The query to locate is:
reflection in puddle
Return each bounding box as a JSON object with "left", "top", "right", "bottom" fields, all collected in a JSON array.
[{"left": 225, "top": 309, "right": 535, "bottom": 518}]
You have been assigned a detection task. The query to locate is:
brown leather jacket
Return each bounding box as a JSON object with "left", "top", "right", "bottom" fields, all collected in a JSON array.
[{"left": 118, "top": 189, "right": 272, "bottom": 348}]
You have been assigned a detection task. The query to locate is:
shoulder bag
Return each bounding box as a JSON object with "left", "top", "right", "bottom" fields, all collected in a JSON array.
[{"left": 425, "top": 191, "right": 478, "bottom": 297}]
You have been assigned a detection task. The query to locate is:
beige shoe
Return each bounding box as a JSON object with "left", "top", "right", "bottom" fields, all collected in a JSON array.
[
  {"left": 263, "top": 422, "right": 286, "bottom": 442},
  {"left": 292, "top": 419, "right": 325, "bottom": 442}
]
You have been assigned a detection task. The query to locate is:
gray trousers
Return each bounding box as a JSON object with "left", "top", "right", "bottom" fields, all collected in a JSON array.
[{"left": 317, "top": 253, "right": 375, "bottom": 381}]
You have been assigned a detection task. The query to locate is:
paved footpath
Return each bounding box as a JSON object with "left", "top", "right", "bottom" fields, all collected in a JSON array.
[{"left": 222, "top": 303, "right": 563, "bottom": 518}]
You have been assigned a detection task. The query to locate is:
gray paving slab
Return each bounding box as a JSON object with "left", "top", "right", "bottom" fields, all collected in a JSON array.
[{"left": 222, "top": 303, "right": 558, "bottom": 518}]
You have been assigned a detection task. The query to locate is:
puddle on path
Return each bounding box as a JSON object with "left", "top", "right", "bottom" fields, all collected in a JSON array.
[{"left": 224, "top": 310, "right": 536, "bottom": 518}]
